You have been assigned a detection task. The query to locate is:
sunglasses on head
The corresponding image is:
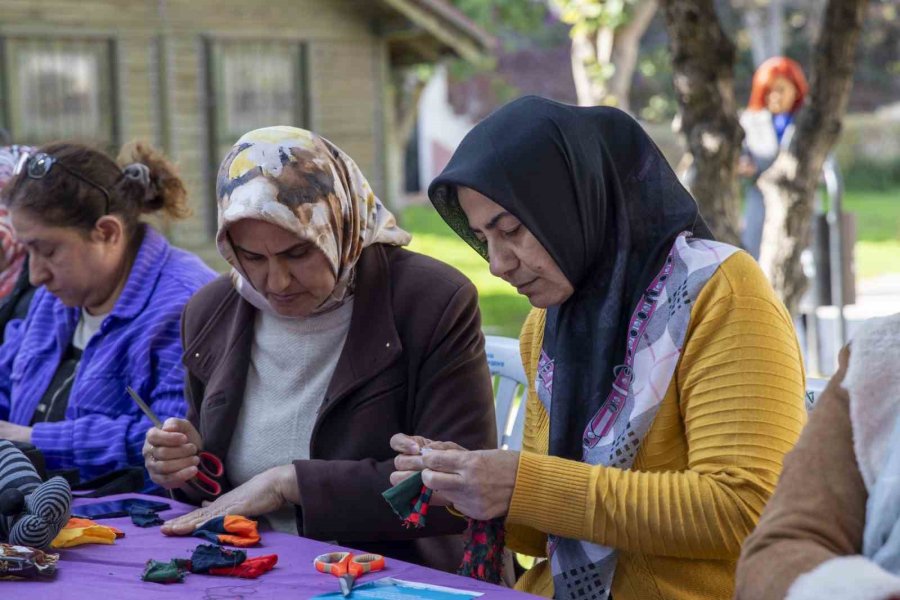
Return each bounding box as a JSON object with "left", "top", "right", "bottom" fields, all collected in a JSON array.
[{"left": 13, "top": 151, "right": 111, "bottom": 216}]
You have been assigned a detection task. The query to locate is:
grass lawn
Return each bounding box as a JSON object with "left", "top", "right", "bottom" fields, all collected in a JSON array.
[
  {"left": 402, "top": 186, "right": 899, "bottom": 337},
  {"left": 843, "top": 187, "right": 900, "bottom": 280},
  {"left": 402, "top": 205, "right": 532, "bottom": 338}
]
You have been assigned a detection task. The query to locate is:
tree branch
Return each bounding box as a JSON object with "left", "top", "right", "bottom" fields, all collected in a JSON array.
[
  {"left": 608, "top": 0, "right": 658, "bottom": 112},
  {"left": 757, "top": 0, "right": 869, "bottom": 311},
  {"left": 660, "top": 0, "right": 744, "bottom": 246}
]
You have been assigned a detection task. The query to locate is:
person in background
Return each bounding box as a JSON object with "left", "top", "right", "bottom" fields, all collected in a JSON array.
[
  {"left": 0, "top": 141, "right": 215, "bottom": 488},
  {"left": 0, "top": 145, "right": 36, "bottom": 341},
  {"left": 739, "top": 56, "right": 810, "bottom": 259},
  {"left": 736, "top": 313, "right": 900, "bottom": 600},
  {"left": 391, "top": 96, "right": 807, "bottom": 599},
  {"left": 143, "top": 126, "right": 496, "bottom": 572}
]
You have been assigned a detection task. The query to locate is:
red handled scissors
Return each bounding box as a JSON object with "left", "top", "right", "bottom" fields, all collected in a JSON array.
[
  {"left": 127, "top": 386, "right": 225, "bottom": 498},
  {"left": 314, "top": 552, "right": 386, "bottom": 596}
]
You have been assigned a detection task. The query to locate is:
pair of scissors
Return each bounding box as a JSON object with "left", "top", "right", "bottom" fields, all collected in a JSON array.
[
  {"left": 314, "top": 552, "right": 386, "bottom": 596},
  {"left": 126, "top": 386, "right": 225, "bottom": 499}
]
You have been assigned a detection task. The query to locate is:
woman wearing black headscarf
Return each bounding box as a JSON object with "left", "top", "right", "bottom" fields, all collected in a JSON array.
[{"left": 391, "top": 97, "right": 806, "bottom": 599}]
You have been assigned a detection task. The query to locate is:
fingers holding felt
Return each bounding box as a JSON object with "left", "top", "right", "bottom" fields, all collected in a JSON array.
[
  {"left": 390, "top": 434, "right": 431, "bottom": 455},
  {"left": 420, "top": 449, "right": 468, "bottom": 474},
  {"left": 421, "top": 468, "right": 466, "bottom": 492}
]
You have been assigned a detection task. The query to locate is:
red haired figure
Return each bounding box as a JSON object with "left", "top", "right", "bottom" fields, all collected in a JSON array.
[{"left": 739, "top": 57, "right": 809, "bottom": 258}]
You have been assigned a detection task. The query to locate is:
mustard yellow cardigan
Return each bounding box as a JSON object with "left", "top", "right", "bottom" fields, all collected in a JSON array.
[{"left": 506, "top": 251, "right": 806, "bottom": 600}]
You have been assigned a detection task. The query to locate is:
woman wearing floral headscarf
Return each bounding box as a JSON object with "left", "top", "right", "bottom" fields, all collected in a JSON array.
[
  {"left": 146, "top": 126, "right": 496, "bottom": 572},
  {"left": 0, "top": 145, "right": 36, "bottom": 339}
]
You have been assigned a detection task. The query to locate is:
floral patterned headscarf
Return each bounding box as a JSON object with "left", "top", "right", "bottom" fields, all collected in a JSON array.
[
  {"left": 216, "top": 126, "right": 410, "bottom": 315},
  {"left": 0, "top": 145, "right": 33, "bottom": 299}
]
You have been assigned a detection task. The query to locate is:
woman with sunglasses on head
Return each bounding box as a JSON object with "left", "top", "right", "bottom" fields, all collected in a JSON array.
[
  {"left": 144, "top": 126, "right": 495, "bottom": 572},
  {"left": 0, "top": 141, "right": 215, "bottom": 488},
  {"left": 390, "top": 96, "right": 807, "bottom": 599},
  {"left": 0, "top": 145, "right": 36, "bottom": 341}
]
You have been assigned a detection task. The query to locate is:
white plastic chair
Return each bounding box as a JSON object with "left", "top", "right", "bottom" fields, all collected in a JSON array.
[{"left": 484, "top": 335, "right": 528, "bottom": 450}]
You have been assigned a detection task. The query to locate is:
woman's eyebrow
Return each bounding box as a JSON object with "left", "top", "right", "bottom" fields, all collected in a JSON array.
[
  {"left": 276, "top": 242, "right": 311, "bottom": 256},
  {"left": 472, "top": 211, "right": 513, "bottom": 234},
  {"left": 233, "top": 242, "right": 309, "bottom": 256}
]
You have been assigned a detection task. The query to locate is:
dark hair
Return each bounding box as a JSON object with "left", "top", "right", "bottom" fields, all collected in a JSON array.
[{"left": 1, "top": 140, "right": 190, "bottom": 237}]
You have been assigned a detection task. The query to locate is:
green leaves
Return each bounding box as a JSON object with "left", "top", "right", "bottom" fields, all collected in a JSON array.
[{"left": 554, "top": 0, "right": 638, "bottom": 33}]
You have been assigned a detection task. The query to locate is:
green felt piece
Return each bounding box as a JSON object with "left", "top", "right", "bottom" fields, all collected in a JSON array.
[{"left": 381, "top": 472, "right": 424, "bottom": 519}]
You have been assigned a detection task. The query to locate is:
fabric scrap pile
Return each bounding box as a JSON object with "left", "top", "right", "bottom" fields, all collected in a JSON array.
[
  {"left": 0, "top": 543, "right": 59, "bottom": 580},
  {"left": 129, "top": 505, "right": 164, "bottom": 528},
  {"left": 192, "top": 515, "right": 260, "bottom": 547},
  {"left": 142, "top": 544, "right": 277, "bottom": 584}
]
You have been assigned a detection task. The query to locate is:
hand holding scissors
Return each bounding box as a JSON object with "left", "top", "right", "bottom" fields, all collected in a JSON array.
[
  {"left": 129, "top": 386, "right": 225, "bottom": 499},
  {"left": 314, "top": 552, "right": 386, "bottom": 596}
]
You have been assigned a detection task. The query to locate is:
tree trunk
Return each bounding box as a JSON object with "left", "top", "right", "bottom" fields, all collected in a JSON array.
[
  {"left": 756, "top": 0, "right": 869, "bottom": 313},
  {"left": 608, "top": 0, "right": 658, "bottom": 113},
  {"left": 570, "top": 27, "right": 600, "bottom": 106},
  {"left": 660, "top": 0, "right": 744, "bottom": 246},
  {"left": 570, "top": 0, "right": 657, "bottom": 110},
  {"left": 571, "top": 24, "right": 615, "bottom": 106}
]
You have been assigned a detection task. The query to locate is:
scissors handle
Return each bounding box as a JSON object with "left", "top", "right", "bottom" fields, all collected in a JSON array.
[
  {"left": 188, "top": 471, "right": 223, "bottom": 497},
  {"left": 314, "top": 552, "right": 351, "bottom": 576},
  {"left": 198, "top": 451, "right": 224, "bottom": 478},
  {"left": 349, "top": 553, "right": 385, "bottom": 576}
]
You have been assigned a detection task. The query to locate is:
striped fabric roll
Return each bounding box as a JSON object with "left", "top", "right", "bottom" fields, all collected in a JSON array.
[
  {"left": 0, "top": 440, "right": 71, "bottom": 548},
  {"left": 0, "top": 440, "right": 41, "bottom": 497},
  {"left": 10, "top": 477, "right": 71, "bottom": 548}
]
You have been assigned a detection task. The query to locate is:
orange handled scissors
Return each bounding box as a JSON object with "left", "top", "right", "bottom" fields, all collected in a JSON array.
[
  {"left": 127, "top": 386, "right": 225, "bottom": 499},
  {"left": 314, "top": 552, "right": 386, "bottom": 597}
]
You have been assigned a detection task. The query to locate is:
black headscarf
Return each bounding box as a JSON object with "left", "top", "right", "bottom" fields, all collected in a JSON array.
[{"left": 428, "top": 96, "right": 713, "bottom": 461}]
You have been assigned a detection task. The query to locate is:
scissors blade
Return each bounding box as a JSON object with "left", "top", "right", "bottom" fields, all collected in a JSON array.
[
  {"left": 338, "top": 574, "right": 354, "bottom": 597},
  {"left": 126, "top": 386, "right": 163, "bottom": 428}
]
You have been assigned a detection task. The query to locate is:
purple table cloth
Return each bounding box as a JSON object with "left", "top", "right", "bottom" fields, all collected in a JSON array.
[{"left": 3, "top": 493, "right": 541, "bottom": 599}]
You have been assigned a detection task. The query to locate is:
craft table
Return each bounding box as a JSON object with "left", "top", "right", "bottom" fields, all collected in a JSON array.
[{"left": 4, "top": 493, "right": 541, "bottom": 599}]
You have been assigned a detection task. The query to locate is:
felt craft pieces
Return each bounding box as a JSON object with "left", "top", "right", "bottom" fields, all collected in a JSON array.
[
  {"left": 141, "top": 558, "right": 191, "bottom": 584},
  {"left": 51, "top": 517, "right": 124, "bottom": 548},
  {"left": 209, "top": 554, "right": 278, "bottom": 579},
  {"left": 192, "top": 515, "right": 260, "bottom": 547},
  {"left": 189, "top": 544, "right": 246, "bottom": 574},
  {"left": 382, "top": 472, "right": 432, "bottom": 528},
  {"left": 382, "top": 473, "right": 506, "bottom": 584},
  {"left": 0, "top": 543, "right": 59, "bottom": 580},
  {"left": 129, "top": 505, "right": 164, "bottom": 528}
]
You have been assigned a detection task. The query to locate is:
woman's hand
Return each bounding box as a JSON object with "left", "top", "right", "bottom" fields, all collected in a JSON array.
[
  {"left": 0, "top": 421, "right": 32, "bottom": 443},
  {"left": 143, "top": 418, "right": 204, "bottom": 490},
  {"left": 161, "top": 464, "right": 297, "bottom": 536},
  {"left": 391, "top": 433, "right": 520, "bottom": 521},
  {"left": 390, "top": 433, "right": 466, "bottom": 487}
]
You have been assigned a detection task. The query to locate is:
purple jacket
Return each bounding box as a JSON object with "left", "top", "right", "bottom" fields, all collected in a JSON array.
[{"left": 0, "top": 226, "right": 215, "bottom": 484}]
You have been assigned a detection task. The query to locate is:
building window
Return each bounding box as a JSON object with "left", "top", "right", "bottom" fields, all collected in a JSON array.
[
  {"left": 203, "top": 38, "right": 308, "bottom": 234},
  {"left": 1, "top": 37, "right": 118, "bottom": 147}
]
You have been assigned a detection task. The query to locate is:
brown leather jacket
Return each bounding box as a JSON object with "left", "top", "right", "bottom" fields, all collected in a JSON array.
[
  {"left": 179, "top": 244, "right": 497, "bottom": 572},
  {"left": 735, "top": 347, "right": 858, "bottom": 599}
]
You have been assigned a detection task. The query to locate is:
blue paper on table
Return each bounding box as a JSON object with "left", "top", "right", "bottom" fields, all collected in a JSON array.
[{"left": 310, "top": 577, "right": 482, "bottom": 600}]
